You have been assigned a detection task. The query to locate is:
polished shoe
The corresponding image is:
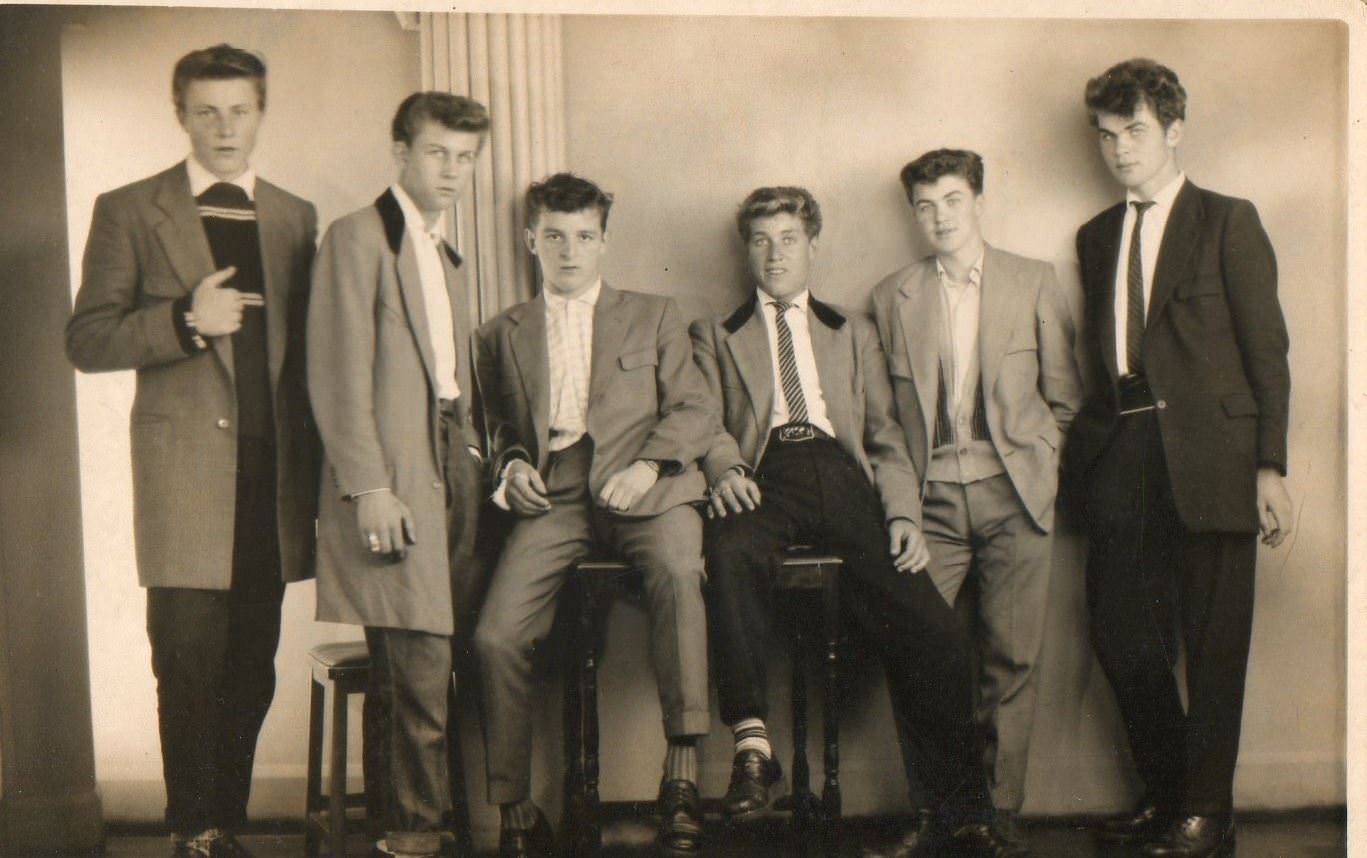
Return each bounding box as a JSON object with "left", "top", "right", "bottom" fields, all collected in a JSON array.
[
  {"left": 721, "top": 749, "right": 784, "bottom": 820},
  {"left": 657, "top": 778, "right": 704, "bottom": 853},
  {"left": 208, "top": 834, "right": 258, "bottom": 858},
  {"left": 1095, "top": 802, "right": 1170, "bottom": 844},
  {"left": 498, "top": 810, "right": 554, "bottom": 858},
  {"left": 1141, "top": 815, "right": 1235, "bottom": 857},
  {"left": 946, "top": 821, "right": 1036, "bottom": 857},
  {"left": 859, "top": 808, "right": 937, "bottom": 858}
]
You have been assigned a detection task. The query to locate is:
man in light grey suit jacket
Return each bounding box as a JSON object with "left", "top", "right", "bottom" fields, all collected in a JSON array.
[
  {"left": 308, "top": 92, "right": 488, "bottom": 858},
  {"left": 66, "top": 45, "right": 318, "bottom": 858},
  {"left": 869, "top": 149, "right": 1082, "bottom": 845}
]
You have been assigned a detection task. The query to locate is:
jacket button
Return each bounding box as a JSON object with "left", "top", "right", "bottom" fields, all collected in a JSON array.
[
  {"left": 1156, "top": 400, "right": 1168, "bottom": 410},
  {"left": 216, "top": 418, "right": 230, "bottom": 429}
]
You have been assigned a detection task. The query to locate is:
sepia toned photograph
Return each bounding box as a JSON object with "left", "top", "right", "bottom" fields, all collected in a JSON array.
[{"left": 0, "top": 1, "right": 1358, "bottom": 856}]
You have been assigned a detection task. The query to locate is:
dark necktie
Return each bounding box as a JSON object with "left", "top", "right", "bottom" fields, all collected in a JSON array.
[
  {"left": 1125, "top": 200, "right": 1156, "bottom": 373},
  {"left": 772, "top": 301, "right": 809, "bottom": 425}
]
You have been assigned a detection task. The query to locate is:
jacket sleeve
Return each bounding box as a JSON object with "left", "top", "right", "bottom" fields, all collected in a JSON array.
[
  {"left": 306, "top": 217, "right": 392, "bottom": 499},
  {"left": 854, "top": 314, "right": 923, "bottom": 528},
  {"left": 632, "top": 297, "right": 718, "bottom": 472},
  {"left": 473, "top": 322, "right": 532, "bottom": 483},
  {"left": 1221, "top": 198, "right": 1290, "bottom": 475},
  {"left": 1036, "top": 262, "right": 1084, "bottom": 436},
  {"left": 65, "top": 192, "right": 198, "bottom": 372},
  {"left": 689, "top": 317, "right": 748, "bottom": 485}
]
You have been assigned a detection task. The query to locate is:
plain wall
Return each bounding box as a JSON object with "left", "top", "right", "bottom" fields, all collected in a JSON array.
[
  {"left": 61, "top": 6, "right": 419, "bottom": 822},
  {"left": 560, "top": 16, "right": 1347, "bottom": 815}
]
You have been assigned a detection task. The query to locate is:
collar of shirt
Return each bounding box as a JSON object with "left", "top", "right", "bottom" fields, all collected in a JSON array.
[
  {"left": 186, "top": 156, "right": 256, "bottom": 201},
  {"left": 1125, "top": 171, "right": 1186, "bottom": 216},
  {"left": 389, "top": 183, "right": 448, "bottom": 244},
  {"left": 934, "top": 247, "right": 984, "bottom": 290},
  {"left": 763, "top": 289, "right": 810, "bottom": 314},
  {"left": 545, "top": 279, "right": 603, "bottom": 311}
]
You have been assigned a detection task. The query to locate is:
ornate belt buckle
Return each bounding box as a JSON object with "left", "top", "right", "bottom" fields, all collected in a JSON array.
[{"left": 779, "top": 424, "right": 815, "bottom": 443}]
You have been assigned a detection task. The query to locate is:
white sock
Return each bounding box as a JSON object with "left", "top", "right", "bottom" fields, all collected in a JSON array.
[{"left": 732, "top": 717, "right": 772, "bottom": 758}]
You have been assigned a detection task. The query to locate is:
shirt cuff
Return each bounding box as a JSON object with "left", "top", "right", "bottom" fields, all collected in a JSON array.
[
  {"left": 171, "top": 295, "right": 209, "bottom": 355},
  {"left": 346, "top": 487, "right": 392, "bottom": 502},
  {"left": 467, "top": 445, "right": 484, "bottom": 463}
]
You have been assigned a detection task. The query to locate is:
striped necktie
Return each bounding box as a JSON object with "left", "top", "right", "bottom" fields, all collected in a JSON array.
[
  {"left": 771, "top": 300, "right": 809, "bottom": 425},
  {"left": 1125, "top": 200, "right": 1156, "bottom": 373}
]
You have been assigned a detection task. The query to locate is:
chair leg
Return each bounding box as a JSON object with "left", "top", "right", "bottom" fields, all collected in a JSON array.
[
  {"left": 306, "top": 677, "right": 325, "bottom": 858},
  {"left": 820, "top": 564, "right": 842, "bottom": 857},
  {"left": 329, "top": 681, "right": 350, "bottom": 857},
  {"left": 790, "top": 631, "right": 813, "bottom": 836},
  {"left": 576, "top": 577, "right": 604, "bottom": 857},
  {"left": 447, "top": 671, "right": 474, "bottom": 857}
]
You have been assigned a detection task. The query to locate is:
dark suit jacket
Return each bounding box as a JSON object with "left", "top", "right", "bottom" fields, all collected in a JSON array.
[
  {"left": 1065, "top": 180, "right": 1290, "bottom": 533},
  {"left": 474, "top": 283, "right": 712, "bottom": 518},
  {"left": 691, "top": 293, "right": 921, "bottom": 526},
  {"left": 308, "top": 189, "right": 482, "bottom": 635},
  {"left": 870, "top": 245, "right": 1082, "bottom": 532},
  {"left": 65, "top": 161, "right": 319, "bottom": 590}
]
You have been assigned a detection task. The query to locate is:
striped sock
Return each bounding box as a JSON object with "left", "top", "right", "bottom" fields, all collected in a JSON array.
[
  {"left": 663, "top": 738, "right": 698, "bottom": 783},
  {"left": 500, "top": 800, "right": 540, "bottom": 830},
  {"left": 732, "top": 717, "right": 772, "bottom": 759}
]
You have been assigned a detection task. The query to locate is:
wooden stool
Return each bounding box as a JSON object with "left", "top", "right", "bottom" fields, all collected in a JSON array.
[
  {"left": 305, "top": 640, "right": 370, "bottom": 857},
  {"left": 561, "top": 550, "right": 842, "bottom": 856}
]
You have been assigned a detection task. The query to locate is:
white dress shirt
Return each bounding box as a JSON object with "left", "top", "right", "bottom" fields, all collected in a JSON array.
[
  {"left": 186, "top": 155, "right": 256, "bottom": 200},
  {"left": 759, "top": 290, "right": 835, "bottom": 437},
  {"left": 935, "top": 249, "right": 984, "bottom": 418},
  {"left": 1113, "top": 172, "right": 1186, "bottom": 376},
  {"left": 544, "top": 280, "right": 601, "bottom": 452},
  {"left": 391, "top": 184, "right": 460, "bottom": 401}
]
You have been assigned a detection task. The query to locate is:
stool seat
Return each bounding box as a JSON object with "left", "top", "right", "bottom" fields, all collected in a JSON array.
[
  {"left": 309, "top": 640, "right": 370, "bottom": 671},
  {"left": 305, "top": 642, "right": 371, "bottom": 857}
]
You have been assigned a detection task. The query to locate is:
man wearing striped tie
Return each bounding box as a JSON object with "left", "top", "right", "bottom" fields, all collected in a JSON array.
[
  {"left": 692, "top": 187, "right": 1024, "bottom": 856},
  {"left": 1066, "top": 59, "right": 1292, "bottom": 858},
  {"left": 66, "top": 45, "right": 319, "bottom": 858}
]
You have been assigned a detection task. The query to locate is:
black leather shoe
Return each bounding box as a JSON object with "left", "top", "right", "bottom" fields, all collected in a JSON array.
[
  {"left": 947, "top": 821, "right": 1036, "bottom": 857},
  {"left": 658, "top": 778, "right": 703, "bottom": 853},
  {"left": 721, "top": 749, "right": 784, "bottom": 820},
  {"left": 209, "top": 834, "right": 256, "bottom": 858},
  {"left": 859, "top": 808, "right": 937, "bottom": 858},
  {"left": 1141, "top": 815, "right": 1235, "bottom": 857},
  {"left": 498, "top": 810, "right": 554, "bottom": 858},
  {"left": 1095, "top": 803, "right": 1170, "bottom": 844}
]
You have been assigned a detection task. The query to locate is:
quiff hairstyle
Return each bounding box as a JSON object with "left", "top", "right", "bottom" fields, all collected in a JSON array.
[
  {"left": 899, "top": 149, "right": 985, "bottom": 202},
  {"left": 172, "top": 44, "right": 267, "bottom": 114},
  {"left": 736, "top": 186, "right": 823, "bottom": 241},
  {"left": 391, "top": 92, "right": 491, "bottom": 146},
  {"left": 525, "top": 173, "right": 614, "bottom": 231},
  {"left": 1084, "top": 58, "right": 1188, "bottom": 129}
]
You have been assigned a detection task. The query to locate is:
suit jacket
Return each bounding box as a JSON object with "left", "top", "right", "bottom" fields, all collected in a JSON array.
[
  {"left": 308, "top": 189, "right": 482, "bottom": 635},
  {"left": 869, "top": 245, "right": 1083, "bottom": 532},
  {"left": 65, "top": 161, "right": 319, "bottom": 590},
  {"left": 1065, "top": 180, "right": 1290, "bottom": 533},
  {"left": 691, "top": 292, "right": 921, "bottom": 526},
  {"left": 474, "top": 284, "right": 712, "bottom": 518}
]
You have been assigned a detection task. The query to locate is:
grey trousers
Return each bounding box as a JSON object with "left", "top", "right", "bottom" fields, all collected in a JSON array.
[
  {"left": 921, "top": 473, "right": 1053, "bottom": 813},
  {"left": 473, "top": 438, "right": 710, "bottom": 804}
]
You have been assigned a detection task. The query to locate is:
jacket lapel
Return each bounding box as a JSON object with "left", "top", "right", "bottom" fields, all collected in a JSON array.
[
  {"left": 1146, "top": 181, "right": 1202, "bottom": 327},
  {"left": 977, "top": 245, "right": 1019, "bottom": 396},
  {"left": 898, "top": 263, "right": 940, "bottom": 447},
  {"left": 153, "top": 163, "right": 232, "bottom": 380},
  {"left": 724, "top": 299, "right": 775, "bottom": 434},
  {"left": 509, "top": 296, "right": 550, "bottom": 458},
  {"left": 375, "top": 190, "right": 439, "bottom": 400},
  {"left": 254, "top": 179, "right": 290, "bottom": 391},
  {"left": 439, "top": 244, "right": 472, "bottom": 398},
  {"left": 588, "top": 284, "right": 628, "bottom": 412},
  {"left": 807, "top": 298, "right": 853, "bottom": 444},
  {"left": 1092, "top": 204, "right": 1125, "bottom": 383}
]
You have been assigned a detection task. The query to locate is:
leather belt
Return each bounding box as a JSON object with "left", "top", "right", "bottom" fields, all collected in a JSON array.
[
  {"left": 770, "top": 423, "right": 833, "bottom": 444},
  {"left": 1116, "top": 374, "right": 1156, "bottom": 416}
]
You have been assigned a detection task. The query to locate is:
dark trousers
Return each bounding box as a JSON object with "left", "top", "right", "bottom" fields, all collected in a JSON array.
[
  {"left": 146, "top": 435, "right": 284, "bottom": 836},
  {"left": 1084, "top": 410, "right": 1256, "bottom": 816},
  {"left": 362, "top": 405, "right": 480, "bottom": 853},
  {"left": 705, "top": 434, "right": 990, "bottom": 825}
]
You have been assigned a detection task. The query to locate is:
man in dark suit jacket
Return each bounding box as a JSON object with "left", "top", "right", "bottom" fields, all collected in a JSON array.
[
  {"left": 693, "top": 186, "right": 1028, "bottom": 858},
  {"left": 472, "top": 174, "right": 714, "bottom": 857},
  {"left": 65, "top": 45, "right": 318, "bottom": 858},
  {"left": 308, "top": 92, "right": 489, "bottom": 858},
  {"left": 1065, "top": 59, "right": 1292, "bottom": 858}
]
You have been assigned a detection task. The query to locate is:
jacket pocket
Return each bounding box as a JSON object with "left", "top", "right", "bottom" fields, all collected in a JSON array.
[
  {"left": 618, "top": 347, "right": 657, "bottom": 371},
  {"left": 1221, "top": 392, "right": 1259, "bottom": 418}
]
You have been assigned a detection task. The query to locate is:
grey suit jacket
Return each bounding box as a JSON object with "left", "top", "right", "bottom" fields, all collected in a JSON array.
[
  {"left": 869, "top": 245, "right": 1082, "bottom": 532},
  {"left": 474, "top": 283, "right": 712, "bottom": 518},
  {"left": 308, "top": 189, "right": 481, "bottom": 635},
  {"left": 691, "top": 292, "right": 922, "bottom": 526},
  {"left": 65, "top": 161, "right": 319, "bottom": 589}
]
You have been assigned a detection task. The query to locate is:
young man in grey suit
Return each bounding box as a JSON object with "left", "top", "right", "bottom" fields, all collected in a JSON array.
[
  {"left": 66, "top": 45, "right": 319, "bottom": 858},
  {"left": 1066, "top": 59, "right": 1292, "bottom": 858},
  {"left": 869, "top": 149, "right": 1082, "bottom": 846},
  {"left": 473, "top": 173, "right": 714, "bottom": 857},
  {"left": 308, "top": 92, "right": 489, "bottom": 858}
]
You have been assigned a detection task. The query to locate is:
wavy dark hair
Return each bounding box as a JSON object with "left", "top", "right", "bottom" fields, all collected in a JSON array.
[{"left": 1085, "top": 58, "right": 1187, "bottom": 128}]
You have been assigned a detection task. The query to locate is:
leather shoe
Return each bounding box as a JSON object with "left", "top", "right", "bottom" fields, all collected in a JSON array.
[
  {"left": 209, "top": 835, "right": 256, "bottom": 858},
  {"left": 946, "top": 821, "right": 1036, "bottom": 857},
  {"left": 859, "top": 808, "right": 936, "bottom": 858},
  {"left": 1095, "top": 802, "right": 1170, "bottom": 844},
  {"left": 722, "top": 749, "right": 784, "bottom": 820},
  {"left": 1142, "top": 815, "right": 1235, "bottom": 857},
  {"left": 498, "top": 809, "right": 554, "bottom": 858},
  {"left": 657, "top": 778, "right": 703, "bottom": 853}
]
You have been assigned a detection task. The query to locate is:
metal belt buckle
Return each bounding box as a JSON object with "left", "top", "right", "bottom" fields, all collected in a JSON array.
[{"left": 779, "top": 424, "right": 815, "bottom": 443}]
